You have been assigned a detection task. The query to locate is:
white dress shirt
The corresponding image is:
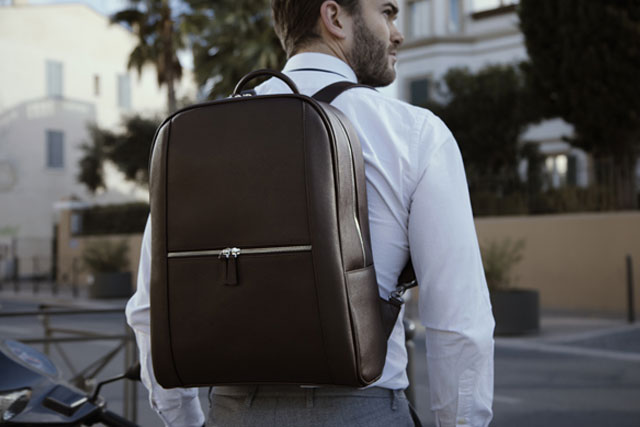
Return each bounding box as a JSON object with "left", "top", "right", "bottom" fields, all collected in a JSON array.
[{"left": 126, "top": 52, "right": 494, "bottom": 427}]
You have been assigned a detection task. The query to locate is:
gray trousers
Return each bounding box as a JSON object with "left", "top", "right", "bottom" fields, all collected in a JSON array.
[{"left": 207, "top": 385, "right": 415, "bottom": 427}]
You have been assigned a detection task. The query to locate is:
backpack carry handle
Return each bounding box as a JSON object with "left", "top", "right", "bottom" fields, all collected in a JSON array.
[{"left": 233, "top": 69, "right": 300, "bottom": 96}]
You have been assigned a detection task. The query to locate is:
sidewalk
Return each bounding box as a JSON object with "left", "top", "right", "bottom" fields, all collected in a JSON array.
[
  {"left": 495, "top": 312, "right": 640, "bottom": 361},
  {"left": 0, "top": 280, "right": 127, "bottom": 309},
  {"left": 3, "top": 281, "right": 639, "bottom": 427}
]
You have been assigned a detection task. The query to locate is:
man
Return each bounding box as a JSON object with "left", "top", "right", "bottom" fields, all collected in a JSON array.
[{"left": 126, "top": 0, "right": 495, "bottom": 426}]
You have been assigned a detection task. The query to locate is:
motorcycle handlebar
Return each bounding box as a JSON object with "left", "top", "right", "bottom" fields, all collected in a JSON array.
[{"left": 96, "top": 409, "right": 140, "bottom": 427}]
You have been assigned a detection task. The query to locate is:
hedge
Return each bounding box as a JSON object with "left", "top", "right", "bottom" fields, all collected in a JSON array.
[{"left": 74, "top": 202, "right": 149, "bottom": 236}]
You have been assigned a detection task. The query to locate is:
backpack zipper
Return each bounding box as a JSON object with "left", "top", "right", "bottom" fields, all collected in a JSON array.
[
  {"left": 336, "top": 120, "right": 367, "bottom": 267},
  {"left": 167, "top": 245, "right": 312, "bottom": 259},
  {"left": 168, "top": 245, "right": 312, "bottom": 286}
]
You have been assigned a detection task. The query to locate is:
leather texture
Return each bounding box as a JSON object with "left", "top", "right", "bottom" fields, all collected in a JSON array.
[
  {"left": 149, "top": 75, "right": 389, "bottom": 388},
  {"left": 149, "top": 124, "right": 183, "bottom": 386}
]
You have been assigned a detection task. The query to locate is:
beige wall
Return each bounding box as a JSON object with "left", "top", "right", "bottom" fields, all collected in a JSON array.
[
  {"left": 56, "top": 209, "right": 142, "bottom": 286},
  {"left": 476, "top": 212, "right": 640, "bottom": 315},
  {"left": 56, "top": 209, "right": 640, "bottom": 314}
]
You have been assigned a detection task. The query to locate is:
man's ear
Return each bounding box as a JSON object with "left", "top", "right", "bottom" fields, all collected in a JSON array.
[{"left": 319, "top": 0, "right": 350, "bottom": 39}]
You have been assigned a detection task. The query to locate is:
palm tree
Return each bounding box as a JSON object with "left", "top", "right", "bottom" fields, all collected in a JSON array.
[
  {"left": 77, "top": 115, "right": 161, "bottom": 193},
  {"left": 112, "top": 0, "right": 184, "bottom": 113},
  {"left": 184, "top": 0, "right": 286, "bottom": 99}
]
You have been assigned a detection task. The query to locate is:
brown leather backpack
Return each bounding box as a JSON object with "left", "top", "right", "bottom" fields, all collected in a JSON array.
[{"left": 149, "top": 70, "right": 415, "bottom": 388}]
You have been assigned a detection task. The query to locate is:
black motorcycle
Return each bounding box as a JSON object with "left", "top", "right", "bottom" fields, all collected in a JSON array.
[{"left": 0, "top": 339, "right": 140, "bottom": 426}]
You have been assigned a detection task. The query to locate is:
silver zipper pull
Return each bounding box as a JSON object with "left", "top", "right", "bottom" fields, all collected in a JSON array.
[
  {"left": 227, "top": 247, "right": 240, "bottom": 285},
  {"left": 219, "top": 248, "right": 231, "bottom": 284}
]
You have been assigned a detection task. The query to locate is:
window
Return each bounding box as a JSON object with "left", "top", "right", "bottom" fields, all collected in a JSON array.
[
  {"left": 409, "top": 78, "right": 430, "bottom": 106},
  {"left": 407, "top": 0, "right": 430, "bottom": 39},
  {"left": 46, "top": 60, "right": 63, "bottom": 98},
  {"left": 449, "top": 0, "right": 461, "bottom": 32},
  {"left": 117, "top": 74, "right": 131, "bottom": 109},
  {"left": 70, "top": 213, "right": 83, "bottom": 235},
  {"left": 46, "top": 130, "right": 64, "bottom": 169},
  {"left": 94, "top": 75, "right": 100, "bottom": 96},
  {"left": 545, "top": 154, "right": 574, "bottom": 188}
]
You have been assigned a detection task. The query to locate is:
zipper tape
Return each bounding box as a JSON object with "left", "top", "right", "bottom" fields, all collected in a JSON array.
[{"left": 167, "top": 245, "right": 312, "bottom": 258}]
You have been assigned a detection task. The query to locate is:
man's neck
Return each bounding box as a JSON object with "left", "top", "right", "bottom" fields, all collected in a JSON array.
[{"left": 297, "top": 42, "right": 351, "bottom": 69}]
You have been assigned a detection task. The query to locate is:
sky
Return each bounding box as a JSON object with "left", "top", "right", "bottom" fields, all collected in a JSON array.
[
  {"left": 16, "top": 0, "right": 518, "bottom": 16},
  {"left": 24, "top": 0, "right": 129, "bottom": 16}
]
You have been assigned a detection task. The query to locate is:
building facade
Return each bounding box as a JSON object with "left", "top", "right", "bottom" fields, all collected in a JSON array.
[
  {"left": 0, "top": 1, "right": 194, "bottom": 279},
  {"left": 394, "top": 0, "right": 589, "bottom": 190}
]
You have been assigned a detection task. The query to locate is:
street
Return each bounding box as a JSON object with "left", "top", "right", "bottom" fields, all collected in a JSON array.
[{"left": 1, "top": 292, "right": 639, "bottom": 426}]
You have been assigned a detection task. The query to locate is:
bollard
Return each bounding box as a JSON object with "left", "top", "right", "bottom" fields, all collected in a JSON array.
[
  {"left": 72, "top": 258, "right": 79, "bottom": 298},
  {"left": 126, "top": 330, "right": 138, "bottom": 423},
  {"left": 33, "top": 258, "right": 39, "bottom": 294},
  {"left": 13, "top": 257, "right": 19, "bottom": 293},
  {"left": 42, "top": 311, "right": 51, "bottom": 356},
  {"left": 123, "top": 329, "right": 130, "bottom": 420},
  {"left": 627, "top": 255, "right": 635, "bottom": 323}
]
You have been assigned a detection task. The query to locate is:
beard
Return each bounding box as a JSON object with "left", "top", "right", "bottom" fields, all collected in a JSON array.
[{"left": 346, "top": 14, "right": 397, "bottom": 87}]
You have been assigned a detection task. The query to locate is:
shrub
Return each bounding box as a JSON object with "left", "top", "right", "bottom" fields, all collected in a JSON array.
[
  {"left": 82, "top": 239, "right": 130, "bottom": 274},
  {"left": 481, "top": 238, "right": 526, "bottom": 291},
  {"left": 74, "top": 203, "right": 148, "bottom": 236}
]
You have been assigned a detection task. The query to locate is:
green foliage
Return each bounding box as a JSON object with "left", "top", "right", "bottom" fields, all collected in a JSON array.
[
  {"left": 75, "top": 203, "right": 149, "bottom": 236},
  {"left": 78, "top": 115, "right": 160, "bottom": 193},
  {"left": 521, "top": 142, "right": 545, "bottom": 196},
  {"left": 77, "top": 125, "right": 108, "bottom": 193},
  {"left": 82, "top": 239, "right": 130, "bottom": 274},
  {"left": 112, "top": 0, "right": 186, "bottom": 113},
  {"left": 481, "top": 238, "right": 526, "bottom": 291},
  {"left": 425, "top": 64, "right": 543, "bottom": 215},
  {"left": 184, "top": 0, "right": 286, "bottom": 99},
  {"left": 519, "top": 0, "right": 640, "bottom": 207},
  {"left": 427, "top": 64, "right": 541, "bottom": 196}
]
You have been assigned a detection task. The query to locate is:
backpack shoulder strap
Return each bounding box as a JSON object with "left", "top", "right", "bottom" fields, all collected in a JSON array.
[
  {"left": 311, "top": 81, "right": 374, "bottom": 103},
  {"left": 311, "top": 81, "right": 418, "bottom": 337}
]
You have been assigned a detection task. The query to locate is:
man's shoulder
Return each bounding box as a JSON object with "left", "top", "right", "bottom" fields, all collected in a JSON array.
[{"left": 337, "top": 87, "right": 450, "bottom": 138}]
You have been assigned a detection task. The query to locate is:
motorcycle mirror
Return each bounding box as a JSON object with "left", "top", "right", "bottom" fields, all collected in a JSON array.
[
  {"left": 90, "top": 362, "right": 142, "bottom": 402},
  {"left": 124, "top": 363, "right": 141, "bottom": 382}
]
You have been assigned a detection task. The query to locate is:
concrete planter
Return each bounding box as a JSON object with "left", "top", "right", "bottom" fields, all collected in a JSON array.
[
  {"left": 89, "top": 272, "right": 132, "bottom": 299},
  {"left": 490, "top": 289, "right": 540, "bottom": 336}
]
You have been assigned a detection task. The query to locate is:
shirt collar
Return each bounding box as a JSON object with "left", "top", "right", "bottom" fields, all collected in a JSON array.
[{"left": 283, "top": 52, "right": 358, "bottom": 83}]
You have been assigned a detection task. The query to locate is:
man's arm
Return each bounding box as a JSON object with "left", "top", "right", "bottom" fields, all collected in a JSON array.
[
  {"left": 125, "top": 217, "right": 205, "bottom": 427},
  {"left": 408, "top": 134, "right": 495, "bottom": 427}
]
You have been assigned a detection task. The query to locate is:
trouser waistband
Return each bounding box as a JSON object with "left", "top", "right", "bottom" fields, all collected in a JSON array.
[
  {"left": 209, "top": 385, "right": 406, "bottom": 411},
  {"left": 212, "top": 385, "right": 403, "bottom": 399}
]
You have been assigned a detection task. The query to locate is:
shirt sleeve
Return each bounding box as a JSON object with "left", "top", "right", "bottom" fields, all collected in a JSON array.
[
  {"left": 408, "top": 129, "right": 495, "bottom": 427},
  {"left": 125, "top": 217, "right": 206, "bottom": 427}
]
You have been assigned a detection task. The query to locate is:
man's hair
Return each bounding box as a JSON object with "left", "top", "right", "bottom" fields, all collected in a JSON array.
[{"left": 271, "top": 0, "right": 361, "bottom": 58}]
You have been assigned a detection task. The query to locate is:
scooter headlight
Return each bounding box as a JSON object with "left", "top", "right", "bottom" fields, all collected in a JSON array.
[{"left": 0, "top": 389, "right": 31, "bottom": 421}]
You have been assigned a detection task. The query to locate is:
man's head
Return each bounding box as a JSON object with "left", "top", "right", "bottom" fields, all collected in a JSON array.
[{"left": 271, "top": 0, "right": 404, "bottom": 87}]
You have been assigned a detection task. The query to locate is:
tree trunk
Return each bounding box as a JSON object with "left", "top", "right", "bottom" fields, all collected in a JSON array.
[
  {"left": 162, "top": 0, "right": 177, "bottom": 114},
  {"left": 167, "top": 78, "right": 177, "bottom": 114}
]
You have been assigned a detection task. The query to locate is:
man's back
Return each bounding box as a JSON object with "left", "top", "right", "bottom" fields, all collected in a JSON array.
[
  {"left": 127, "top": 0, "right": 495, "bottom": 422},
  {"left": 256, "top": 52, "right": 494, "bottom": 402}
]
